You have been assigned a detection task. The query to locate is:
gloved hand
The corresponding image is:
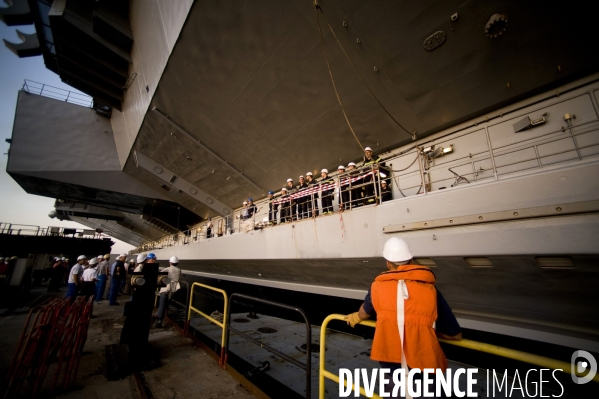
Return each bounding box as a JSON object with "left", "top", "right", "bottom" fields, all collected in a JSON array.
[{"left": 345, "top": 312, "right": 362, "bottom": 328}]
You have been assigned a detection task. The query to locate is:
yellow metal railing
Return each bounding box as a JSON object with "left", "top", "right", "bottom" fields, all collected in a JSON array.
[
  {"left": 319, "top": 314, "right": 382, "bottom": 399},
  {"left": 319, "top": 313, "right": 598, "bottom": 399},
  {"left": 438, "top": 338, "right": 599, "bottom": 383},
  {"left": 187, "top": 282, "right": 229, "bottom": 368}
]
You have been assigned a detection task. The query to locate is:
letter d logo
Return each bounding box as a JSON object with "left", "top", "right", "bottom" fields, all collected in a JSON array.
[{"left": 571, "top": 350, "right": 597, "bottom": 384}]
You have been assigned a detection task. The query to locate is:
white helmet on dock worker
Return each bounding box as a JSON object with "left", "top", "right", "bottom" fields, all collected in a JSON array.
[
  {"left": 89, "top": 257, "right": 99, "bottom": 265},
  {"left": 287, "top": 178, "right": 293, "bottom": 182},
  {"left": 338, "top": 165, "right": 345, "bottom": 170},
  {"left": 348, "top": 162, "right": 356, "bottom": 167},
  {"left": 136, "top": 253, "right": 147, "bottom": 263},
  {"left": 321, "top": 169, "right": 328, "bottom": 174},
  {"left": 382, "top": 237, "right": 413, "bottom": 263},
  {"left": 281, "top": 187, "right": 288, "bottom": 192},
  {"left": 77, "top": 255, "right": 87, "bottom": 261},
  {"left": 169, "top": 256, "right": 179, "bottom": 264},
  {"left": 306, "top": 172, "right": 313, "bottom": 176},
  {"left": 364, "top": 147, "right": 373, "bottom": 152}
]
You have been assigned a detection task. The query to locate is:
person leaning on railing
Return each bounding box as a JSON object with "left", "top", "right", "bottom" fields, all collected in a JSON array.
[
  {"left": 305, "top": 172, "right": 318, "bottom": 217},
  {"left": 362, "top": 146, "right": 383, "bottom": 205},
  {"left": 267, "top": 191, "right": 277, "bottom": 225},
  {"left": 337, "top": 165, "right": 348, "bottom": 211},
  {"left": 279, "top": 187, "right": 289, "bottom": 223},
  {"left": 285, "top": 178, "right": 298, "bottom": 221},
  {"left": 297, "top": 175, "right": 309, "bottom": 219},
  {"left": 247, "top": 198, "right": 257, "bottom": 220},
  {"left": 319, "top": 169, "right": 334, "bottom": 214},
  {"left": 345, "top": 237, "right": 462, "bottom": 394},
  {"left": 346, "top": 162, "right": 361, "bottom": 209},
  {"left": 206, "top": 217, "right": 214, "bottom": 238},
  {"left": 155, "top": 256, "right": 181, "bottom": 328}
]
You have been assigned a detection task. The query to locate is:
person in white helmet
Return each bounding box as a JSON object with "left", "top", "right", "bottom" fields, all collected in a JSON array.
[
  {"left": 297, "top": 175, "right": 309, "bottom": 219},
  {"left": 81, "top": 257, "right": 99, "bottom": 297},
  {"left": 304, "top": 172, "right": 318, "bottom": 217},
  {"left": 66, "top": 255, "right": 87, "bottom": 300},
  {"left": 279, "top": 187, "right": 289, "bottom": 223},
  {"left": 95, "top": 254, "right": 110, "bottom": 302},
  {"left": 241, "top": 201, "right": 249, "bottom": 220},
  {"left": 362, "top": 146, "right": 386, "bottom": 206},
  {"left": 344, "top": 237, "right": 461, "bottom": 395},
  {"left": 319, "top": 169, "right": 334, "bottom": 214},
  {"left": 155, "top": 256, "right": 181, "bottom": 328},
  {"left": 345, "top": 162, "right": 361, "bottom": 209},
  {"left": 337, "top": 165, "right": 349, "bottom": 211},
  {"left": 108, "top": 254, "right": 127, "bottom": 306},
  {"left": 285, "top": 178, "right": 298, "bottom": 221}
]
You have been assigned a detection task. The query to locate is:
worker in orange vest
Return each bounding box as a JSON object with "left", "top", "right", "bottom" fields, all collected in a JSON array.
[{"left": 345, "top": 237, "right": 462, "bottom": 396}]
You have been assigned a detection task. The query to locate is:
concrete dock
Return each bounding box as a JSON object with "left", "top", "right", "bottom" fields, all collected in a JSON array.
[{"left": 0, "top": 288, "right": 258, "bottom": 399}]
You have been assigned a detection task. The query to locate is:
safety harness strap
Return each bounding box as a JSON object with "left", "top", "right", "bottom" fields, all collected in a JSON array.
[{"left": 396, "top": 280, "right": 412, "bottom": 399}]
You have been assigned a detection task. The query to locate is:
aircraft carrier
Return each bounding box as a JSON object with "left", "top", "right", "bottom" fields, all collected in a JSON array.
[{"left": 2, "top": 0, "right": 599, "bottom": 397}]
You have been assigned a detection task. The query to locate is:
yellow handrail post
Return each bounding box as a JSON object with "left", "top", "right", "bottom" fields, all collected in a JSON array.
[
  {"left": 319, "top": 314, "right": 381, "bottom": 399},
  {"left": 186, "top": 282, "right": 229, "bottom": 369}
]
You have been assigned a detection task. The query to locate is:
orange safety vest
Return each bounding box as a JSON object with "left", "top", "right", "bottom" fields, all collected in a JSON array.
[{"left": 370, "top": 265, "right": 448, "bottom": 370}]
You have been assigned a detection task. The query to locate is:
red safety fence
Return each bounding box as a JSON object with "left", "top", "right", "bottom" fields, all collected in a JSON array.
[{"left": 2, "top": 296, "right": 94, "bottom": 398}]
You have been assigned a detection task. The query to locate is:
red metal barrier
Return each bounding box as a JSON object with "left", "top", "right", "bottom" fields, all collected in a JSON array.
[{"left": 3, "top": 296, "right": 94, "bottom": 398}]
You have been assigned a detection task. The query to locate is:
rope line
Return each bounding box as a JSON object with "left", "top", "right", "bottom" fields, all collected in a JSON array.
[
  {"left": 316, "top": 3, "right": 413, "bottom": 138},
  {"left": 314, "top": 3, "right": 363, "bottom": 151}
]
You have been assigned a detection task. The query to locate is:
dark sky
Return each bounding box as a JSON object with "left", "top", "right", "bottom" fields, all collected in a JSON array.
[{"left": 0, "top": 20, "right": 133, "bottom": 254}]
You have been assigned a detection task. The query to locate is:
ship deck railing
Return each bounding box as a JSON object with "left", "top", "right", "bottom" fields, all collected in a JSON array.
[
  {"left": 21, "top": 79, "right": 93, "bottom": 108},
  {"left": 131, "top": 117, "right": 599, "bottom": 254},
  {"left": 0, "top": 223, "right": 105, "bottom": 239}
]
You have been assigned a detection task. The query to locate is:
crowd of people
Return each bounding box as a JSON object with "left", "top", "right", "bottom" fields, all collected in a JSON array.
[
  {"left": 58, "top": 252, "right": 181, "bottom": 328},
  {"left": 264, "top": 146, "right": 392, "bottom": 224}
]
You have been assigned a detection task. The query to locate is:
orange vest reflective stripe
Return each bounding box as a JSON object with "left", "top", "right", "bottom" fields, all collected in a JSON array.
[{"left": 370, "top": 265, "right": 448, "bottom": 370}]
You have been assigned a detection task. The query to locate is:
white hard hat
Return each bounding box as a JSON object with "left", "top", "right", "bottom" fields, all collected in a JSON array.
[
  {"left": 338, "top": 165, "right": 345, "bottom": 170},
  {"left": 119, "top": 253, "right": 127, "bottom": 258},
  {"left": 169, "top": 256, "right": 179, "bottom": 263},
  {"left": 299, "top": 175, "right": 304, "bottom": 179},
  {"left": 382, "top": 237, "right": 413, "bottom": 263},
  {"left": 365, "top": 147, "right": 373, "bottom": 151},
  {"left": 137, "top": 253, "right": 147, "bottom": 263},
  {"left": 243, "top": 201, "right": 248, "bottom": 205},
  {"left": 61, "top": 257, "right": 66, "bottom": 261},
  {"left": 77, "top": 255, "right": 87, "bottom": 261},
  {"left": 348, "top": 162, "right": 356, "bottom": 167},
  {"left": 287, "top": 178, "right": 293, "bottom": 182},
  {"left": 281, "top": 187, "right": 288, "bottom": 191},
  {"left": 55, "top": 257, "right": 60, "bottom": 261},
  {"left": 321, "top": 169, "right": 328, "bottom": 174},
  {"left": 306, "top": 172, "right": 313, "bottom": 176},
  {"left": 89, "top": 257, "right": 99, "bottom": 265},
  {"left": 0, "top": 257, "right": 4, "bottom": 261}
]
